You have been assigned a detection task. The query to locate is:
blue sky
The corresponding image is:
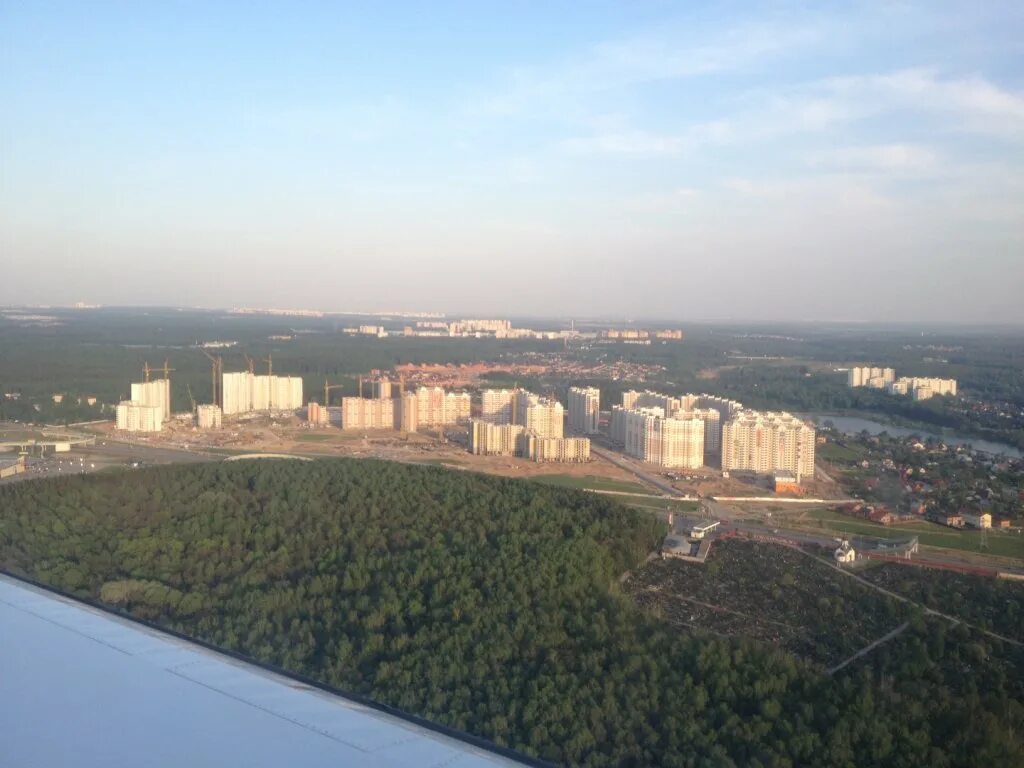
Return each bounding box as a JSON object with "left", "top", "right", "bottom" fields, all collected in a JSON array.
[{"left": 2, "top": 2, "right": 1022, "bottom": 321}]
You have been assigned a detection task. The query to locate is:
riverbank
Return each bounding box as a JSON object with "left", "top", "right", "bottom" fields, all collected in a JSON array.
[{"left": 805, "top": 411, "right": 1022, "bottom": 458}]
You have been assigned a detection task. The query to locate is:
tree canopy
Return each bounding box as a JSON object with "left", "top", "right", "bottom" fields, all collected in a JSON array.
[{"left": 1, "top": 458, "right": 1021, "bottom": 766}]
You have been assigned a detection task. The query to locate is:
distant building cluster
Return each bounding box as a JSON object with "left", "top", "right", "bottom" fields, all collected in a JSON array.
[
  {"left": 600, "top": 329, "right": 683, "bottom": 341},
  {"left": 848, "top": 365, "right": 957, "bottom": 401},
  {"left": 611, "top": 389, "right": 722, "bottom": 457},
  {"left": 604, "top": 389, "right": 816, "bottom": 480},
  {"left": 721, "top": 411, "right": 816, "bottom": 482},
  {"left": 889, "top": 377, "right": 957, "bottom": 400},
  {"left": 222, "top": 372, "right": 303, "bottom": 415},
  {"left": 469, "top": 388, "right": 589, "bottom": 463},
  {"left": 339, "top": 380, "right": 471, "bottom": 432}
]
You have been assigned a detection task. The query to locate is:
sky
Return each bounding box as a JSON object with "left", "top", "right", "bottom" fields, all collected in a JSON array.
[{"left": 1, "top": 2, "right": 1022, "bottom": 322}]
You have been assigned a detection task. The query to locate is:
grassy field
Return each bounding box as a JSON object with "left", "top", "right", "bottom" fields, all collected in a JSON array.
[
  {"left": 815, "top": 441, "right": 867, "bottom": 462},
  {"left": 620, "top": 497, "right": 701, "bottom": 514},
  {"left": 529, "top": 473, "right": 649, "bottom": 494},
  {"left": 795, "top": 508, "right": 1024, "bottom": 561}
]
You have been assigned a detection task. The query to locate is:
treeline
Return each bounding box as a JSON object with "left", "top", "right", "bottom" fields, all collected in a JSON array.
[{"left": 1, "top": 459, "right": 1022, "bottom": 766}]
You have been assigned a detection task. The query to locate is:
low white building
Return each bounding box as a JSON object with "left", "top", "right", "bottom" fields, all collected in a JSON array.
[
  {"left": 834, "top": 540, "right": 856, "bottom": 565},
  {"left": 690, "top": 521, "right": 720, "bottom": 540}
]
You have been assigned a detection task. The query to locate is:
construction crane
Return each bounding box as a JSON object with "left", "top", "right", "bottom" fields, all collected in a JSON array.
[
  {"left": 143, "top": 360, "right": 175, "bottom": 383},
  {"left": 263, "top": 354, "right": 274, "bottom": 408},
  {"left": 323, "top": 379, "right": 346, "bottom": 407},
  {"left": 243, "top": 355, "right": 256, "bottom": 374},
  {"left": 185, "top": 383, "right": 197, "bottom": 414},
  {"left": 199, "top": 350, "right": 223, "bottom": 408}
]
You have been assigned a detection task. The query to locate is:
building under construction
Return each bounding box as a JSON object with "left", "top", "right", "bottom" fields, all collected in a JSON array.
[{"left": 221, "top": 371, "right": 303, "bottom": 415}]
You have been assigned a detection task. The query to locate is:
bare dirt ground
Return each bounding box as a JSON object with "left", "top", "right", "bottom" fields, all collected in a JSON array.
[{"left": 89, "top": 417, "right": 644, "bottom": 486}]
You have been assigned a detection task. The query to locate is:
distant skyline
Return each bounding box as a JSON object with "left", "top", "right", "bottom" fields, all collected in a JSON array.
[{"left": 2, "top": 2, "right": 1022, "bottom": 322}]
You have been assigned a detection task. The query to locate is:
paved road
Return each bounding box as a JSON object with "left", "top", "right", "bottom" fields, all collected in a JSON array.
[{"left": 590, "top": 445, "right": 690, "bottom": 498}]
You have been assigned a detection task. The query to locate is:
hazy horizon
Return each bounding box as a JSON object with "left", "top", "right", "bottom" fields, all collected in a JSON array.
[{"left": 2, "top": 3, "right": 1022, "bottom": 322}]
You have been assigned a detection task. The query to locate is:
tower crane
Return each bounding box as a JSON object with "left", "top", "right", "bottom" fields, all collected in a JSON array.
[
  {"left": 186, "top": 383, "right": 197, "bottom": 414},
  {"left": 323, "top": 379, "right": 346, "bottom": 407},
  {"left": 243, "top": 355, "right": 255, "bottom": 374},
  {"left": 199, "top": 350, "right": 223, "bottom": 408},
  {"left": 263, "top": 353, "right": 274, "bottom": 408}
]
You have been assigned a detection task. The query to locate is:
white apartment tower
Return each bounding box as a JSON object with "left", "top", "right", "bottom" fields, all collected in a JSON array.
[
  {"left": 470, "top": 420, "right": 524, "bottom": 455},
  {"left": 412, "top": 387, "right": 471, "bottom": 427},
  {"left": 480, "top": 389, "right": 518, "bottom": 424},
  {"left": 516, "top": 394, "right": 564, "bottom": 439},
  {"left": 622, "top": 407, "right": 704, "bottom": 468},
  {"left": 721, "top": 411, "right": 816, "bottom": 481},
  {"left": 221, "top": 371, "right": 303, "bottom": 415},
  {"left": 130, "top": 379, "right": 170, "bottom": 424},
  {"left": 115, "top": 401, "right": 163, "bottom": 432},
  {"left": 341, "top": 397, "right": 395, "bottom": 429},
  {"left": 567, "top": 387, "right": 600, "bottom": 435}
]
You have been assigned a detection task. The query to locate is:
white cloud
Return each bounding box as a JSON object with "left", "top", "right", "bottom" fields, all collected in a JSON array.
[
  {"left": 808, "top": 144, "right": 939, "bottom": 172},
  {"left": 478, "top": 22, "right": 823, "bottom": 117},
  {"left": 815, "top": 68, "right": 1024, "bottom": 137}
]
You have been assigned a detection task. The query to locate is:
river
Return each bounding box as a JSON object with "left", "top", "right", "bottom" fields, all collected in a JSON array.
[{"left": 806, "top": 413, "right": 1022, "bottom": 459}]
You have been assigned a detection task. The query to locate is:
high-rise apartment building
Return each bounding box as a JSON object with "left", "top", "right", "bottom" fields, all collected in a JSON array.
[
  {"left": 567, "top": 387, "right": 600, "bottom": 435},
  {"left": 341, "top": 397, "right": 395, "bottom": 429},
  {"left": 516, "top": 394, "right": 564, "bottom": 439},
  {"left": 306, "top": 402, "right": 329, "bottom": 426},
  {"left": 721, "top": 411, "right": 816, "bottom": 481},
  {"left": 847, "top": 366, "right": 896, "bottom": 389},
  {"left": 221, "top": 372, "right": 303, "bottom": 415},
  {"left": 412, "top": 387, "right": 471, "bottom": 427},
  {"left": 130, "top": 379, "right": 170, "bottom": 424},
  {"left": 888, "top": 377, "right": 957, "bottom": 400},
  {"left": 622, "top": 407, "right": 704, "bottom": 468},
  {"left": 516, "top": 434, "right": 591, "bottom": 463},
  {"left": 115, "top": 401, "right": 163, "bottom": 432},
  {"left": 480, "top": 389, "right": 518, "bottom": 424},
  {"left": 687, "top": 408, "right": 721, "bottom": 452},
  {"left": 398, "top": 391, "right": 418, "bottom": 432},
  {"left": 469, "top": 420, "right": 524, "bottom": 455}
]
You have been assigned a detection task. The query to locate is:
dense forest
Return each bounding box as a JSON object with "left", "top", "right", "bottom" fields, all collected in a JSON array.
[{"left": 2, "top": 459, "right": 1023, "bottom": 766}]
